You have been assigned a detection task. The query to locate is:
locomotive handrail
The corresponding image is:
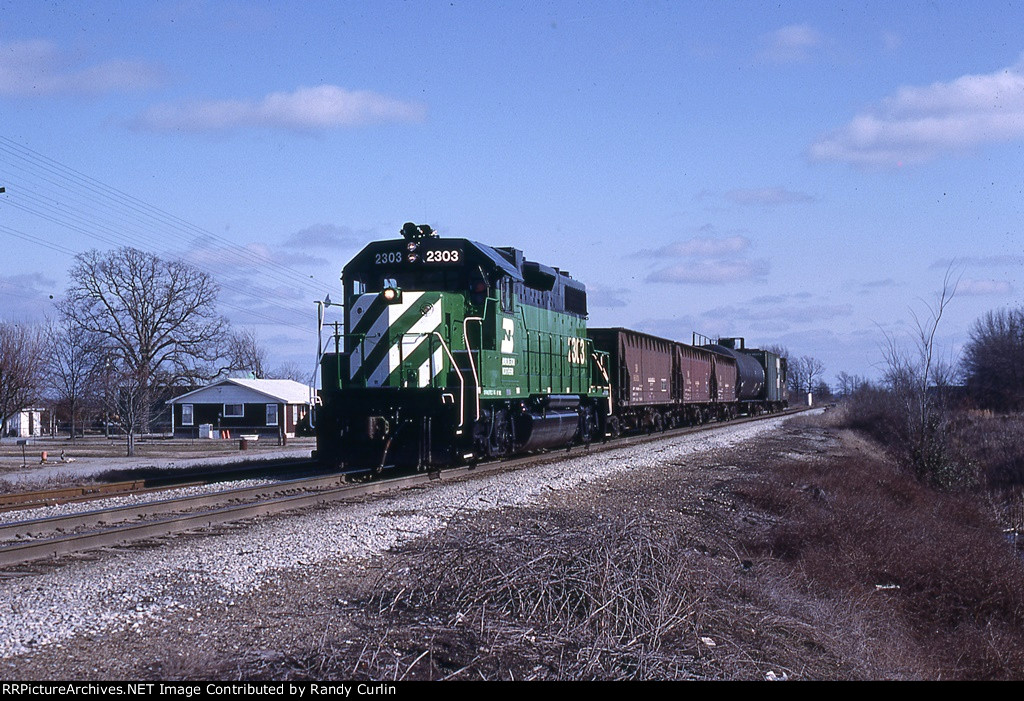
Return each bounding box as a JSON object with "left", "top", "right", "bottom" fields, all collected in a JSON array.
[
  {"left": 591, "top": 347, "right": 613, "bottom": 415},
  {"left": 429, "top": 331, "right": 466, "bottom": 428},
  {"left": 463, "top": 316, "right": 483, "bottom": 421},
  {"left": 387, "top": 329, "right": 467, "bottom": 428},
  {"left": 335, "top": 331, "right": 374, "bottom": 383}
]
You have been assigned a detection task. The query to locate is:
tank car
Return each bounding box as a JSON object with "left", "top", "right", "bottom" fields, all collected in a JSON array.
[
  {"left": 313, "top": 223, "right": 611, "bottom": 470},
  {"left": 700, "top": 337, "right": 787, "bottom": 414}
]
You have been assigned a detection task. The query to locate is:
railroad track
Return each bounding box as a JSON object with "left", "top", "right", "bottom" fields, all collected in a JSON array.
[
  {"left": 0, "top": 408, "right": 810, "bottom": 569},
  {"left": 0, "top": 458, "right": 325, "bottom": 513}
]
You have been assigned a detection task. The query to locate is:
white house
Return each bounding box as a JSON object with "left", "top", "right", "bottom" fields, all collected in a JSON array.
[{"left": 166, "top": 379, "right": 313, "bottom": 438}]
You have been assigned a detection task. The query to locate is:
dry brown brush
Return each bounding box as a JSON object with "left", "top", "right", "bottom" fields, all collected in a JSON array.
[
  {"left": 734, "top": 446, "right": 1024, "bottom": 679},
  {"left": 353, "top": 509, "right": 709, "bottom": 680}
]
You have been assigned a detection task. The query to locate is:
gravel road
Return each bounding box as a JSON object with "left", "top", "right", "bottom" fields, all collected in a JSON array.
[{"left": 0, "top": 417, "right": 791, "bottom": 663}]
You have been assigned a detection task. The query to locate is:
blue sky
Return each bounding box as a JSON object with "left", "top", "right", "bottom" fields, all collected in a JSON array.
[{"left": 1, "top": 0, "right": 1023, "bottom": 384}]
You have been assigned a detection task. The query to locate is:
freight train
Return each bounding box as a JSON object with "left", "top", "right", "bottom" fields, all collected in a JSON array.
[{"left": 313, "top": 223, "right": 787, "bottom": 470}]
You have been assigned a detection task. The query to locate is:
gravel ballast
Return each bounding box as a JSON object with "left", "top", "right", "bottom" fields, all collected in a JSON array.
[{"left": 0, "top": 417, "right": 791, "bottom": 662}]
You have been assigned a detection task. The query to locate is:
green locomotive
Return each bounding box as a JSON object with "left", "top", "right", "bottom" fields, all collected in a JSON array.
[{"left": 314, "top": 223, "right": 612, "bottom": 470}]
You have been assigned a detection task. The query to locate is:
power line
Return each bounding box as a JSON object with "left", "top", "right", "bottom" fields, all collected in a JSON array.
[
  {"left": 0, "top": 138, "right": 344, "bottom": 332},
  {"left": 0, "top": 137, "right": 338, "bottom": 293},
  {"left": 0, "top": 141, "right": 335, "bottom": 296}
]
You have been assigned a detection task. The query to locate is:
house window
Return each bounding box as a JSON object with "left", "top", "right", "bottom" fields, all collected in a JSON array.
[
  {"left": 182, "top": 404, "right": 194, "bottom": 426},
  {"left": 266, "top": 404, "right": 278, "bottom": 426},
  {"left": 224, "top": 404, "right": 244, "bottom": 418}
]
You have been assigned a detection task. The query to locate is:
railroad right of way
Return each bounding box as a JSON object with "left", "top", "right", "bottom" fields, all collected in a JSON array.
[{"left": 0, "top": 413, "right": 804, "bottom": 661}]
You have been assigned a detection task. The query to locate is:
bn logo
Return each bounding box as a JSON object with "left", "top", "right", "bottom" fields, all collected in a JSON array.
[{"left": 501, "top": 318, "right": 515, "bottom": 354}]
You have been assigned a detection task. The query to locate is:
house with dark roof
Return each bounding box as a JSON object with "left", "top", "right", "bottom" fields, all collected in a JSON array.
[{"left": 166, "top": 378, "right": 312, "bottom": 439}]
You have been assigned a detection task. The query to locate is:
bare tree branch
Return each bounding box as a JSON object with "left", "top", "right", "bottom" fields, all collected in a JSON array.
[
  {"left": 43, "top": 314, "right": 104, "bottom": 441},
  {"left": 61, "top": 248, "right": 229, "bottom": 453},
  {"left": 0, "top": 323, "right": 44, "bottom": 443}
]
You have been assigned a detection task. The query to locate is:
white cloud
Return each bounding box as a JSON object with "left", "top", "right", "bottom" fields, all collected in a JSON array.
[
  {"left": 761, "top": 24, "right": 823, "bottom": 63},
  {"left": 647, "top": 258, "right": 769, "bottom": 285},
  {"left": 0, "top": 272, "right": 58, "bottom": 320},
  {"left": 702, "top": 302, "right": 853, "bottom": 324},
  {"left": 0, "top": 39, "right": 160, "bottom": 96},
  {"left": 183, "top": 240, "right": 326, "bottom": 273},
  {"left": 881, "top": 31, "right": 901, "bottom": 54},
  {"left": 585, "top": 284, "right": 629, "bottom": 308},
  {"left": 723, "top": 187, "right": 815, "bottom": 206},
  {"left": 811, "top": 58, "right": 1024, "bottom": 166},
  {"left": 634, "top": 234, "right": 750, "bottom": 258},
  {"left": 636, "top": 230, "right": 769, "bottom": 285},
  {"left": 284, "top": 224, "right": 368, "bottom": 250},
  {"left": 931, "top": 254, "right": 1024, "bottom": 269},
  {"left": 749, "top": 292, "right": 813, "bottom": 305},
  {"left": 956, "top": 278, "right": 1013, "bottom": 296},
  {"left": 134, "top": 85, "right": 427, "bottom": 132}
]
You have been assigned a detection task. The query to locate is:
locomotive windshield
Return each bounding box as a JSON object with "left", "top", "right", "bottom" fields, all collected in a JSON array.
[
  {"left": 342, "top": 237, "right": 520, "bottom": 304},
  {"left": 345, "top": 267, "right": 490, "bottom": 302}
]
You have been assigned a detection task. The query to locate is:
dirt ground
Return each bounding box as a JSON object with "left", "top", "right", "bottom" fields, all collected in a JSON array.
[{"left": 5, "top": 415, "right": 1023, "bottom": 680}]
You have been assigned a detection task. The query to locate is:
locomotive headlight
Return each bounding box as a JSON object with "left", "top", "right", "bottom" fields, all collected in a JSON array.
[
  {"left": 407, "top": 253, "right": 419, "bottom": 263},
  {"left": 406, "top": 241, "right": 419, "bottom": 252},
  {"left": 382, "top": 286, "right": 402, "bottom": 303}
]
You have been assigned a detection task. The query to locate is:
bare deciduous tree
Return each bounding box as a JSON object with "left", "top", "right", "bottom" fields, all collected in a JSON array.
[
  {"left": 880, "top": 267, "right": 960, "bottom": 482},
  {"left": 44, "top": 315, "right": 103, "bottom": 441},
  {"left": 787, "top": 355, "right": 826, "bottom": 400},
  {"left": 0, "top": 322, "right": 44, "bottom": 442},
  {"left": 222, "top": 328, "right": 269, "bottom": 379},
  {"left": 961, "top": 307, "right": 1024, "bottom": 412},
  {"left": 835, "top": 371, "right": 871, "bottom": 397},
  {"left": 61, "top": 248, "right": 228, "bottom": 454},
  {"left": 103, "top": 361, "right": 148, "bottom": 457},
  {"left": 269, "top": 361, "right": 312, "bottom": 384}
]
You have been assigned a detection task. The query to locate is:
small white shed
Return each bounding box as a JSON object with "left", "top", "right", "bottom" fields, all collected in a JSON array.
[{"left": 4, "top": 407, "right": 44, "bottom": 438}]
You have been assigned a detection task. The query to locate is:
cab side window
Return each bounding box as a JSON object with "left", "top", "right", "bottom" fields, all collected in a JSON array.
[{"left": 500, "top": 278, "right": 515, "bottom": 312}]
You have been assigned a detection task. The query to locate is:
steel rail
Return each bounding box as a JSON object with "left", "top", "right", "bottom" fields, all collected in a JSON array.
[
  {"left": 0, "top": 458, "right": 317, "bottom": 513},
  {"left": 0, "top": 472, "right": 355, "bottom": 542},
  {"left": 0, "top": 408, "right": 811, "bottom": 569}
]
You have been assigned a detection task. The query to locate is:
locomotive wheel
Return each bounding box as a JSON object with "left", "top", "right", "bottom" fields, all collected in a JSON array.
[
  {"left": 607, "top": 416, "right": 621, "bottom": 438},
  {"left": 489, "top": 409, "right": 513, "bottom": 457},
  {"left": 494, "top": 417, "right": 513, "bottom": 456}
]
